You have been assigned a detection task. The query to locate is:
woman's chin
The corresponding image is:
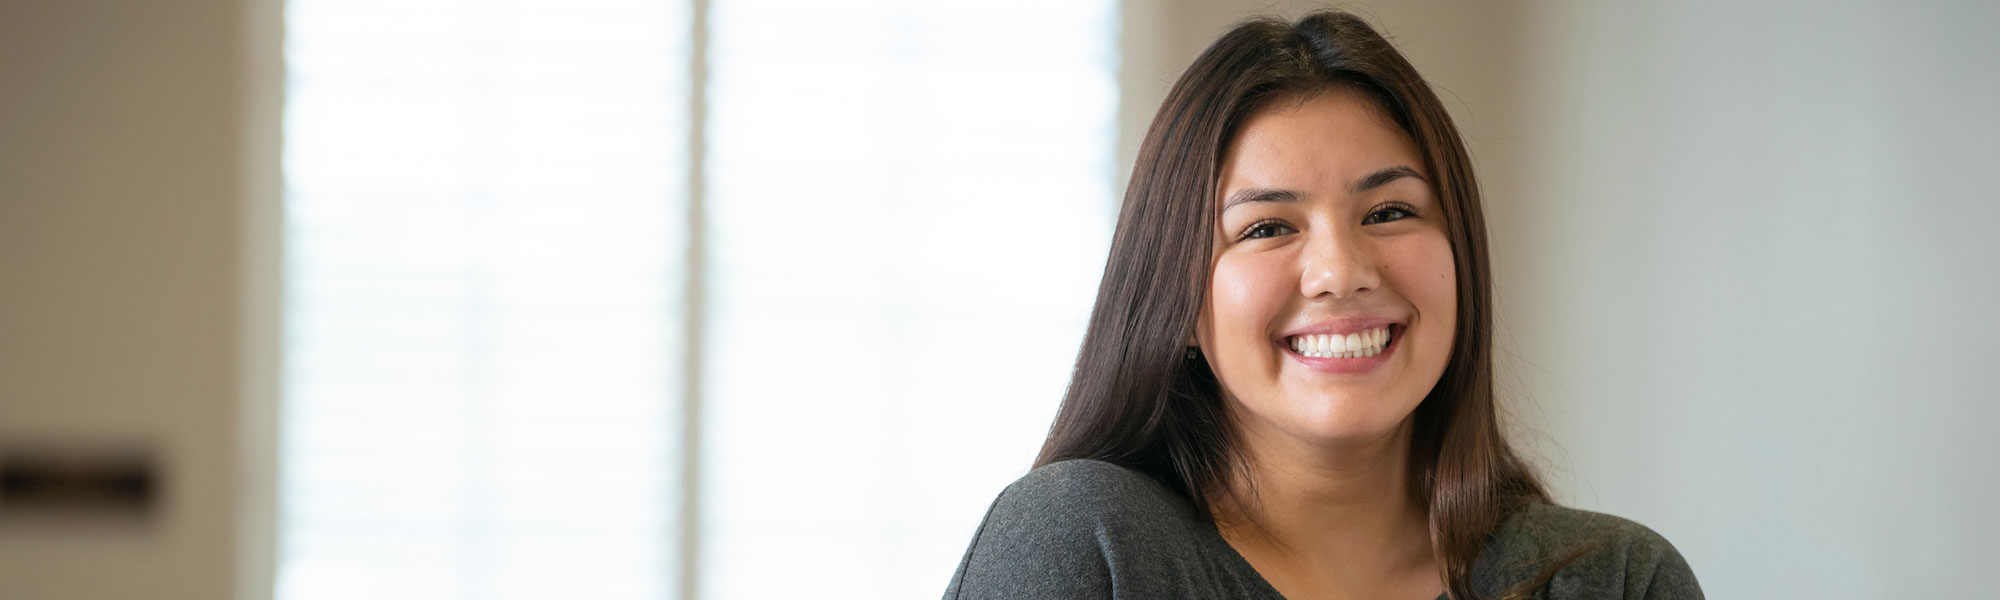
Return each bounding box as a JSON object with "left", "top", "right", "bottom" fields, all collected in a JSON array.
[{"left": 1281, "top": 403, "right": 1415, "bottom": 447}]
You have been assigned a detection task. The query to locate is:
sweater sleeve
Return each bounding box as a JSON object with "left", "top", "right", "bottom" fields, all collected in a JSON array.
[
  {"left": 1539, "top": 508, "right": 1706, "bottom": 600},
  {"left": 1631, "top": 525, "right": 1704, "bottom": 600},
  {"left": 942, "top": 461, "right": 1121, "bottom": 600},
  {"left": 1473, "top": 504, "right": 1705, "bottom": 600}
]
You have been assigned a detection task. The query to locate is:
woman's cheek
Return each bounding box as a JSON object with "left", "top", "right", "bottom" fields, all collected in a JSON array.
[
  {"left": 1209, "top": 253, "right": 1287, "bottom": 356},
  {"left": 1398, "top": 234, "right": 1457, "bottom": 367}
]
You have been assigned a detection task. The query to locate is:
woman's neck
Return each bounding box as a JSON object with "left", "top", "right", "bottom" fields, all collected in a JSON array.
[{"left": 1208, "top": 417, "right": 1437, "bottom": 598}]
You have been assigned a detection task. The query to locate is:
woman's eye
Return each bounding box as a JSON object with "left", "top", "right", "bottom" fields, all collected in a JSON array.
[
  {"left": 1240, "top": 221, "right": 1295, "bottom": 240},
  {"left": 1362, "top": 205, "right": 1416, "bottom": 225}
]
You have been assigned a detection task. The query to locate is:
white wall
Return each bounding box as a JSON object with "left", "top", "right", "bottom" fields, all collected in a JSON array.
[{"left": 1505, "top": 2, "right": 2000, "bottom": 597}]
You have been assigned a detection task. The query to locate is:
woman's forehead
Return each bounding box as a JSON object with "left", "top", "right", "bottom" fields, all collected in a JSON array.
[{"left": 1219, "top": 92, "right": 1425, "bottom": 195}]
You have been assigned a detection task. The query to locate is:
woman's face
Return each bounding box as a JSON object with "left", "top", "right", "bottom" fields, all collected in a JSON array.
[{"left": 1196, "top": 90, "right": 1457, "bottom": 449}]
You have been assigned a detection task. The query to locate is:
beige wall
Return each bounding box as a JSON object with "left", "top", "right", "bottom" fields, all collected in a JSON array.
[{"left": 0, "top": 0, "right": 278, "bottom": 598}]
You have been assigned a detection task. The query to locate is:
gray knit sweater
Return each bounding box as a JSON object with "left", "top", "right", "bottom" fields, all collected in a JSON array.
[{"left": 944, "top": 459, "right": 1703, "bottom": 599}]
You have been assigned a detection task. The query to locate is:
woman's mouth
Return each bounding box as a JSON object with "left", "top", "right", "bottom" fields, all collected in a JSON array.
[{"left": 1285, "top": 325, "right": 1395, "bottom": 359}]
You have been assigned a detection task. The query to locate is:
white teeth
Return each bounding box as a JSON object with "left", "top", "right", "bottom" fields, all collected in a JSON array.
[{"left": 1287, "top": 326, "right": 1394, "bottom": 359}]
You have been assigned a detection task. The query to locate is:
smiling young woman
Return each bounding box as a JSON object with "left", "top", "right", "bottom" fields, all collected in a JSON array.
[{"left": 944, "top": 10, "right": 1702, "bottom": 600}]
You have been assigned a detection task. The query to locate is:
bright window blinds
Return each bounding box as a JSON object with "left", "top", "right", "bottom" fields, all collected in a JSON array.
[
  {"left": 700, "top": 1, "right": 1116, "bottom": 597},
  {"left": 280, "top": 1, "right": 688, "bottom": 597},
  {"left": 282, "top": 0, "right": 1114, "bottom": 597}
]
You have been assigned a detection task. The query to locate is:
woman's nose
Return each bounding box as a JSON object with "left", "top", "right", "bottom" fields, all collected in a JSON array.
[{"left": 1298, "top": 227, "right": 1381, "bottom": 299}]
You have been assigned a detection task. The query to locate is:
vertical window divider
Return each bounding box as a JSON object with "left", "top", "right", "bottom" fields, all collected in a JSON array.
[{"left": 678, "top": 0, "right": 711, "bottom": 598}]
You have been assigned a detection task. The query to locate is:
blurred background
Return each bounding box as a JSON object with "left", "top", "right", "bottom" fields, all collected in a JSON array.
[{"left": 1, "top": 0, "right": 1995, "bottom": 598}]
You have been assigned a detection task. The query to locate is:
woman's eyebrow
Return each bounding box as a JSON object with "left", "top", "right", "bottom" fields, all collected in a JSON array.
[
  {"left": 1351, "top": 165, "right": 1426, "bottom": 194},
  {"left": 1221, "top": 166, "right": 1426, "bottom": 212},
  {"left": 1221, "top": 188, "right": 1297, "bottom": 212}
]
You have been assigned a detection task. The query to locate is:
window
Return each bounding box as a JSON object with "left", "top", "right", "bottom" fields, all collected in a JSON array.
[
  {"left": 281, "top": 0, "right": 1114, "bottom": 597},
  {"left": 701, "top": 1, "right": 1116, "bottom": 597}
]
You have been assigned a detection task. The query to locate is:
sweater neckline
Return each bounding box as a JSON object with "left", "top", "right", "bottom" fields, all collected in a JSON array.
[{"left": 1194, "top": 512, "right": 1453, "bottom": 600}]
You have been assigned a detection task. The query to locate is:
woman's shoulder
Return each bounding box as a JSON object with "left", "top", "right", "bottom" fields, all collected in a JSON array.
[
  {"left": 1476, "top": 502, "right": 1704, "bottom": 599},
  {"left": 944, "top": 459, "right": 1237, "bottom": 599},
  {"left": 985, "top": 458, "right": 1208, "bottom": 535},
  {"left": 1493, "top": 502, "right": 1679, "bottom": 555}
]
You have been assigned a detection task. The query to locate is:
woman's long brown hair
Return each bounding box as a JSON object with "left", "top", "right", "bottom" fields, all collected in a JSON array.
[{"left": 1033, "top": 11, "right": 1560, "bottom": 600}]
